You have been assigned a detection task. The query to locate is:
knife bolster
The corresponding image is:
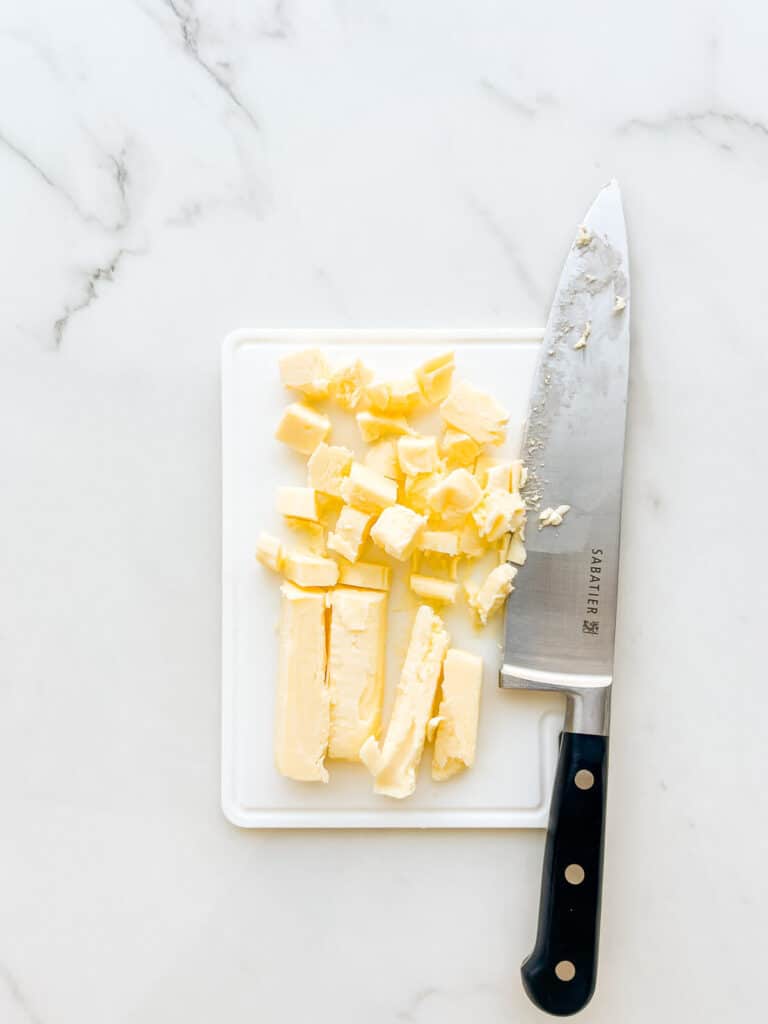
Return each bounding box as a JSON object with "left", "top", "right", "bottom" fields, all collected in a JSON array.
[{"left": 498, "top": 666, "right": 611, "bottom": 736}]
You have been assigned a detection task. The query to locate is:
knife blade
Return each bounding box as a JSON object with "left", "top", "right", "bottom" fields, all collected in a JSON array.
[{"left": 500, "top": 180, "right": 630, "bottom": 1016}]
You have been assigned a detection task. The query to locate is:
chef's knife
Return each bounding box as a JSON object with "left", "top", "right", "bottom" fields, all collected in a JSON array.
[{"left": 500, "top": 181, "right": 630, "bottom": 1016}]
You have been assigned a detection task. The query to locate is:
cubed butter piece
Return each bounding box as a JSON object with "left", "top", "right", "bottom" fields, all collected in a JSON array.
[
  {"left": 366, "top": 375, "right": 422, "bottom": 414},
  {"left": 359, "top": 605, "right": 450, "bottom": 798},
  {"left": 327, "top": 588, "right": 387, "bottom": 761},
  {"left": 356, "top": 411, "right": 413, "bottom": 443},
  {"left": 283, "top": 552, "right": 339, "bottom": 589},
  {"left": 415, "top": 351, "right": 455, "bottom": 404},
  {"left": 458, "top": 519, "right": 486, "bottom": 558},
  {"left": 285, "top": 518, "right": 326, "bottom": 555},
  {"left": 340, "top": 463, "right": 398, "bottom": 512},
  {"left": 397, "top": 435, "right": 438, "bottom": 476},
  {"left": 472, "top": 489, "right": 525, "bottom": 542},
  {"left": 403, "top": 469, "right": 445, "bottom": 514},
  {"left": 505, "top": 533, "right": 527, "bottom": 565},
  {"left": 275, "top": 403, "right": 331, "bottom": 455},
  {"left": 278, "top": 348, "right": 330, "bottom": 400},
  {"left": 338, "top": 560, "right": 392, "bottom": 591},
  {"left": 439, "top": 428, "right": 480, "bottom": 467},
  {"left": 327, "top": 505, "right": 374, "bottom": 562},
  {"left": 510, "top": 460, "right": 527, "bottom": 492},
  {"left": 364, "top": 439, "right": 403, "bottom": 481},
  {"left": 485, "top": 462, "right": 513, "bottom": 491},
  {"left": 255, "top": 532, "right": 284, "bottom": 572},
  {"left": 370, "top": 504, "right": 426, "bottom": 560},
  {"left": 410, "top": 574, "right": 458, "bottom": 605},
  {"left": 440, "top": 380, "right": 510, "bottom": 445},
  {"left": 274, "top": 583, "right": 329, "bottom": 782},
  {"left": 329, "top": 360, "right": 373, "bottom": 410},
  {"left": 466, "top": 563, "right": 517, "bottom": 625},
  {"left": 412, "top": 550, "right": 459, "bottom": 580},
  {"left": 431, "top": 649, "right": 482, "bottom": 781},
  {"left": 427, "top": 468, "right": 482, "bottom": 522},
  {"left": 307, "top": 442, "right": 354, "bottom": 498},
  {"left": 418, "top": 529, "right": 459, "bottom": 556},
  {"left": 277, "top": 486, "right": 320, "bottom": 522}
]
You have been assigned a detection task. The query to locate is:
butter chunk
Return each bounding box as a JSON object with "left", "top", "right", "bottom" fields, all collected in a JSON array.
[
  {"left": 539, "top": 504, "right": 571, "bottom": 529},
  {"left": 439, "top": 428, "right": 480, "bottom": 467},
  {"left": 403, "top": 469, "right": 445, "bottom": 514},
  {"left": 307, "top": 442, "right": 353, "bottom": 498},
  {"left": 466, "top": 563, "right": 517, "bottom": 625},
  {"left": 329, "top": 359, "right": 373, "bottom": 410},
  {"left": 359, "top": 605, "right": 450, "bottom": 798},
  {"left": 432, "top": 649, "right": 482, "bottom": 781},
  {"left": 275, "top": 403, "right": 331, "bottom": 455},
  {"left": 412, "top": 551, "right": 459, "bottom": 580},
  {"left": 277, "top": 486, "right": 320, "bottom": 522},
  {"left": 415, "top": 351, "right": 455, "bottom": 404},
  {"left": 410, "top": 574, "right": 458, "bottom": 605},
  {"left": 472, "top": 489, "right": 525, "bottom": 542},
  {"left": 328, "top": 588, "right": 387, "bottom": 761},
  {"left": 274, "top": 583, "right": 329, "bottom": 782},
  {"left": 356, "top": 411, "right": 412, "bottom": 443},
  {"left": 256, "top": 532, "right": 284, "bottom": 572},
  {"left": 418, "top": 529, "right": 459, "bottom": 556},
  {"left": 327, "top": 505, "right": 374, "bottom": 562},
  {"left": 283, "top": 552, "right": 339, "bottom": 589},
  {"left": 364, "top": 439, "right": 403, "bottom": 481},
  {"left": 500, "top": 532, "right": 527, "bottom": 566},
  {"left": 510, "top": 460, "right": 527, "bottom": 493},
  {"left": 285, "top": 518, "right": 326, "bottom": 555},
  {"left": 457, "top": 519, "right": 485, "bottom": 558},
  {"left": 440, "top": 380, "right": 510, "bottom": 445},
  {"left": 397, "top": 435, "right": 438, "bottom": 476},
  {"left": 485, "top": 462, "right": 513, "bottom": 491},
  {"left": 366, "top": 375, "right": 422, "bottom": 414},
  {"left": 278, "top": 348, "right": 330, "bottom": 400},
  {"left": 338, "top": 560, "right": 392, "bottom": 591},
  {"left": 427, "top": 468, "right": 482, "bottom": 522},
  {"left": 370, "top": 504, "right": 426, "bottom": 560},
  {"left": 340, "top": 463, "right": 398, "bottom": 512}
]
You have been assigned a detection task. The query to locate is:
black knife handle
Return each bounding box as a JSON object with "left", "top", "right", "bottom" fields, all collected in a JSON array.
[{"left": 522, "top": 732, "right": 608, "bottom": 1016}]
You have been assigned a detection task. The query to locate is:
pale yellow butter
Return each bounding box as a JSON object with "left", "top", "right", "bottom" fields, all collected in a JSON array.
[
  {"left": 502, "top": 532, "right": 527, "bottom": 566},
  {"left": 440, "top": 380, "right": 510, "bottom": 445},
  {"left": 418, "top": 529, "right": 459, "bottom": 556},
  {"left": 327, "top": 588, "right": 387, "bottom": 761},
  {"left": 329, "top": 360, "right": 373, "bottom": 410},
  {"left": 432, "top": 649, "right": 482, "bottom": 781},
  {"left": 410, "top": 574, "right": 458, "bottom": 604},
  {"left": 457, "top": 518, "right": 486, "bottom": 558},
  {"left": 366, "top": 375, "right": 422, "bottom": 414},
  {"left": 412, "top": 551, "right": 459, "bottom": 580},
  {"left": 277, "top": 486, "right": 320, "bottom": 522},
  {"left": 274, "top": 582, "right": 329, "bottom": 782},
  {"left": 284, "top": 518, "right": 326, "bottom": 555},
  {"left": 356, "top": 411, "right": 412, "bottom": 443},
  {"left": 397, "top": 435, "right": 438, "bottom": 476},
  {"left": 466, "top": 563, "right": 517, "bottom": 625},
  {"left": 340, "top": 463, "right": 398, "bottom": 512},
  {"left": 338, "top": 560, "right": 392, "bottom": 591},
  {"left": 415, "top": 351, "right": 455, "bottom": 404},
  {"left": 427, "top": 468, "right": 482, "bottom": 522},
  {"left": 255, "top": 532, "right": 284, "bottom": 572},
  {"left": 275, "top": 402, "right": 331, "bottom": 455},
  {"left": 403, "top": 469, "right": 445, "bottom": 514},
  {"left": 283, "top": 552, "right": 339, "bottom": 589},
  {"left": 472, "top": 489, "right": 525, "bottom": 542},
  {"left": 539, "top": 504, "right": 571, "bottom": 529},
  {"left": 327, "top": 505, "right": 374, "bottom": 562},
  {"left": 359, "top": 605, "right": 450, "bottom": 798},
  {"left": 278, "top": 348, "right": 330, "bottom": 400},
  {"left": 439, "top": 427, "right": 480, "bottom": 468},
  {"left": 370, "top": 504, "right": 426, "bottom": 560},
  {"left": 363, "top": 439, "right": 403, "bottom": 481},
  {"left": 307, "top": 442, "right": 354, "bottom": 498}
]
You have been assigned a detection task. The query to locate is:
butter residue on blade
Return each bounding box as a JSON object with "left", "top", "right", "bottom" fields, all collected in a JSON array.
[{"left": 360, "top": 605, "right": 449, "bottom": 798}]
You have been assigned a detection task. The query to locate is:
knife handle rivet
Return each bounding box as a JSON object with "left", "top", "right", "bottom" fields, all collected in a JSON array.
[
  {"left": 555, "top": 960, "right": 576, "bottom": 982},
  {"left": 574, "top": 769, "right": 594, "bottom": 790},
  {"left": 564, "top": 863, "right": 585, "bottom": 885}
]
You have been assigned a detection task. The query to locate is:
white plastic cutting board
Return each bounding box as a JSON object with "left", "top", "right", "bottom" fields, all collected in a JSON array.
[{"left": 222, "top": 329, "right": 564, "bottom": 828}]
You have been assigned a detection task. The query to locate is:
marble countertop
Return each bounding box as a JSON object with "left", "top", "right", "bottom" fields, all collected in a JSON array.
[{"left": 1, "top": 2, "right": 766, "bottom": 1021}]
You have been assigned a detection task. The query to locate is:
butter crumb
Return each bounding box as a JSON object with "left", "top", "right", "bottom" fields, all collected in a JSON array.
[
  {"left": 576, "top": 224, "right": 592, "bottom": 247},
  {"left": 538, "top": 504, "right": 571, "bottom": 529},
  {"left": 613, "top": 295, "right": 626, "bottom": 313},
  {"left": 574, "top": 321, "right": 591, "bottom": 350}
]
